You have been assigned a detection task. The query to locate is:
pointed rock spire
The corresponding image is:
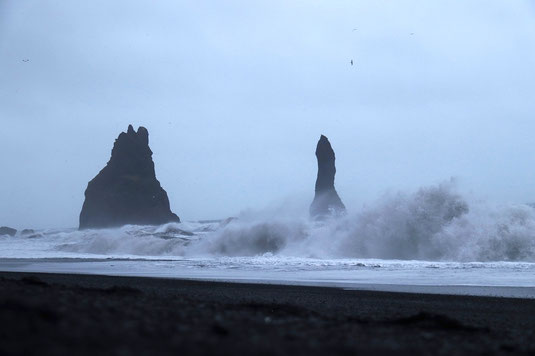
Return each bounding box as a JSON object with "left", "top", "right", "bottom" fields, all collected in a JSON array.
[
  {"left": 310, "top": 135, "right": 346, "bottom": 219},
  {"left": 79, "top": 125, "right": 180, "bottom": 229}
]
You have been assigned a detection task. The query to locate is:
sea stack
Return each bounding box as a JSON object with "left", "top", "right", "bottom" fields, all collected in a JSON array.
[
  {"left": 79, "top": 125, "right": 180, "bottom": 229},
  {"left": 310, "top": 135, "right": 346, "bottom": 219}
]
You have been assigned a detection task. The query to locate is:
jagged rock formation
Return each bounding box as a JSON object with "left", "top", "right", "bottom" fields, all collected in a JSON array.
[
  {"left": 0, "top": 226, "right": 17, "bottom": 236},
  {"left": 310, "top": 135, "right": 346, "bottom": 219},
  {"left": 79, "top": 125, "right": 180, "bottom": 229}
]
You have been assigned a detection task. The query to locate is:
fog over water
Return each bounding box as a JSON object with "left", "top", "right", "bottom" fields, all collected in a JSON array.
[{"left": 1, "top": 1, "right": 535, "bottom": 229}]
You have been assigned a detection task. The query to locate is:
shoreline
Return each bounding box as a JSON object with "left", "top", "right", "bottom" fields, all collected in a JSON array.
[
  {"left": 1, "top": 259, "right": 535, "bottom": 299},
  {"left": 1, "top": 271, "right": 535, "bottom": 354}
]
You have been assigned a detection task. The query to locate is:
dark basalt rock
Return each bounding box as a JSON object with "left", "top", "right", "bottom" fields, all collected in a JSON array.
[
  {"left": 79, "top": 125, "right": 180, "bottom": 229},
  {"left": 0, "top": 226, "right": 17, "bottom": 236},
  {"left": 310, "top": 135, "right": 346, "bottom": 219}
]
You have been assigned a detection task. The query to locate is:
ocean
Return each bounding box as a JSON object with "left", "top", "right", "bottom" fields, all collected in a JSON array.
[{"left": 2, "top": 183, "right": 535, "bottom": 298}]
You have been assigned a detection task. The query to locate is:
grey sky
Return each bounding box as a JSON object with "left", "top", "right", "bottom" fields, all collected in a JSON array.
[{"left": 1, "top": 1, "right": 535, "bottom": 229}]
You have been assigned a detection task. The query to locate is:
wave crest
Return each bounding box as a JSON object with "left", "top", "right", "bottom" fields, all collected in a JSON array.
[
  {"left": 7, "top": 181, "right": 535, "bottom": 262},
  {"left": 188, "top": 181, "right": 535, "bottom": 262}
]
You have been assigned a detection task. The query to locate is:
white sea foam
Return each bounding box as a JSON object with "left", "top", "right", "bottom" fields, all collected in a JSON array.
[
  {"left": 2, "top": 181, "right": 535, "bottom": 291},
  {"left": 187, "top": 181, "right": 535, "bottom": 262},
  {"left": 1, "top": 181, "right": 535, "bottom": 262}
]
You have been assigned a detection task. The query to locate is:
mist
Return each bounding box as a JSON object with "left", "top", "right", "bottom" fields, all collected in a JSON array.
[{"left": 1, "top": 0, "right": 535, "bottom": 229}]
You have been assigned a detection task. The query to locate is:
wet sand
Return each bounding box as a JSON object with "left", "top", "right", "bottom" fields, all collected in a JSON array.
[{"left": 1, "top": 271, "right": 534, "bottom": 355}]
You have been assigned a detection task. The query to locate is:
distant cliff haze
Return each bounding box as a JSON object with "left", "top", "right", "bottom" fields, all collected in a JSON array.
[
  {"left": 310, "top": 135, "right": 346, "bottom": 219},
  {"left": 79, "top": 125, "right": 180, "bottom": 229}
]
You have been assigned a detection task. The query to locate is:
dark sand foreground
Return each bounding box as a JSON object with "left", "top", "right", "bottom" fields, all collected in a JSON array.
[{"left": 1, "top": 272, "right": 535, "bottom": 355}]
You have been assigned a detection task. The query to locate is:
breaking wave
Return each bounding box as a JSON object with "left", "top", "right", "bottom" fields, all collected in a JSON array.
[
  {"left": 2, "top": 181, "right": 535, "bottom": 262},
  {"left": 189, "top": 181, "right": 535, "bottom": 262}
]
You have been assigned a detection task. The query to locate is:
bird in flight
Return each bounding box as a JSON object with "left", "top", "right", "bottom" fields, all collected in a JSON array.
[
  {"left": 350, "top": 60, "right": 354, "bottom": 66},
  {"left": 22, "top": 59, "right": 29, "bottom": 62}
]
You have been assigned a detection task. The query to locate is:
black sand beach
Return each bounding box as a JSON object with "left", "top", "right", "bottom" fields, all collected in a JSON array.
[{"left": 1, "top": 272, "right": 534, "bottom": 355}]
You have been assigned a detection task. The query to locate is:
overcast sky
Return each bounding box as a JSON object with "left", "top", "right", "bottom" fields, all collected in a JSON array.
[{"left": 1, "top": 1, "right": 535, "bottom": 229}]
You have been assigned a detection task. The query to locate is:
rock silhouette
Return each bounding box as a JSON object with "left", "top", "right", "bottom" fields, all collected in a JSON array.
[
  {"left": 0, "top": 226, "right": 17, "bottom": 236},
  {"left": 79, "top": 125, "right": 180, "bottom": 229},
  {"left": 310, "top": 135, "right": 346, "bottom": 219}
]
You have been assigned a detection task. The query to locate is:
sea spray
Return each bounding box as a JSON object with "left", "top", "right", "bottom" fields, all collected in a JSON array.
[
  {"left": 191, "top": 180, "right": 535, "bottom": 261},
  {"left": 2, "top": 181, "right": 535, "bottom": 262},
  {"left": 339, "top": 181, "right": 469, "bottom": 260}
]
